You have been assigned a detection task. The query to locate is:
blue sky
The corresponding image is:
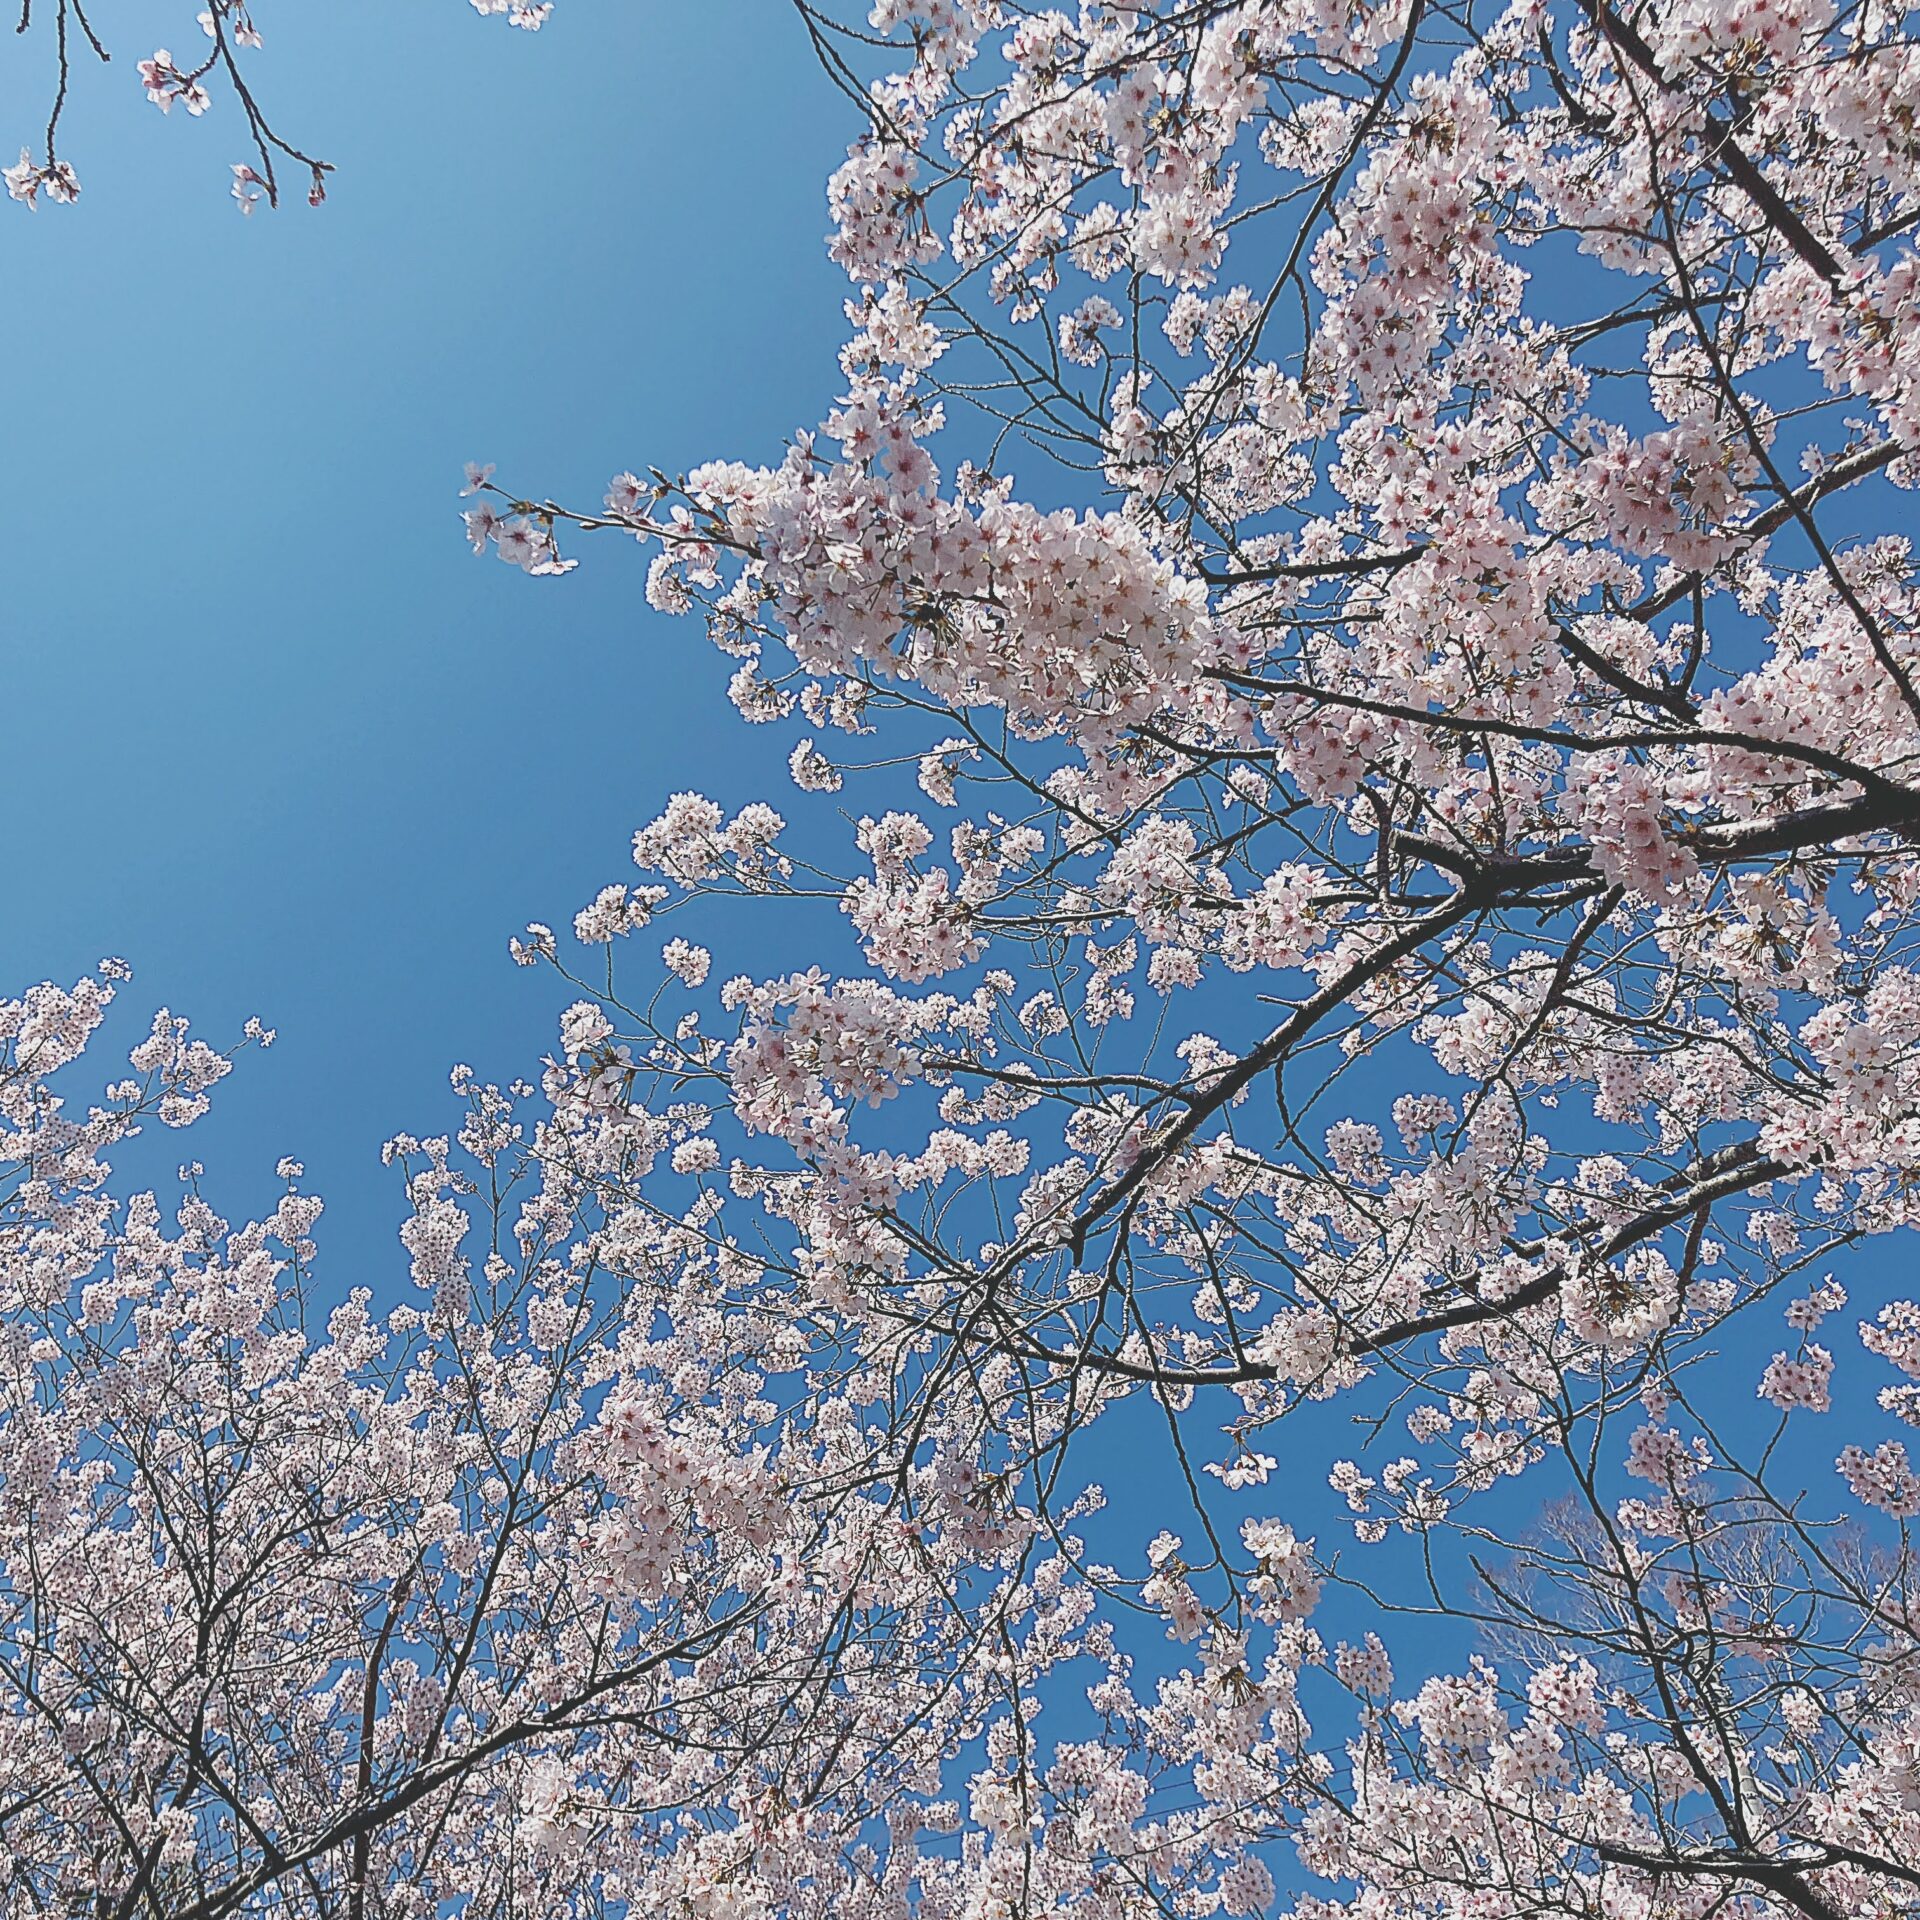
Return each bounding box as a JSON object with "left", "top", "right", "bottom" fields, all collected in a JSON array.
[{"left": 3, "top": 2, "right": 854, "bottom": 1261}]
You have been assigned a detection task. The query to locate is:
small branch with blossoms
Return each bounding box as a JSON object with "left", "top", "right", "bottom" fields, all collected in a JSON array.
[{"left": 6, "top": 0, "right": 553, "bottom": 210}]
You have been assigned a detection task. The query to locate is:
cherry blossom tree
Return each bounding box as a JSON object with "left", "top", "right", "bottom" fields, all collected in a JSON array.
[{"left": 13, "top": 2, "right": 1920, "bottom": 1916}]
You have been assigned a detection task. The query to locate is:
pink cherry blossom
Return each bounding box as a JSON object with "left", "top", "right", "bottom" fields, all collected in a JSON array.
[{"left": 17, "top": 1, "right": 1920, "bottom": 1913}]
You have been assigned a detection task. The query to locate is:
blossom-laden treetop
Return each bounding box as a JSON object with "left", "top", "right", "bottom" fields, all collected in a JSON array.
[{"left": 7, "top": 2, "right": 1920, "bottom": 1917}]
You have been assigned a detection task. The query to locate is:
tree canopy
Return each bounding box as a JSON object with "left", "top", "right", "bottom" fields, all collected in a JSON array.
[{"left": 6, "top": 4, "right": 1920, "bottom": 1917}]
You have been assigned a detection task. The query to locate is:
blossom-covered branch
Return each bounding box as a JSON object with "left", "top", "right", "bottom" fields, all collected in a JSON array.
[{"left": 4, "top": 0, "right": 551, "bottom": 211}]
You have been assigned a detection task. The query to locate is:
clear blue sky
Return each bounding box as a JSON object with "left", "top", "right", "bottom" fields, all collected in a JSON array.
[{"left": 3, "top": 3, "right": 853, "bottom": 1263}]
